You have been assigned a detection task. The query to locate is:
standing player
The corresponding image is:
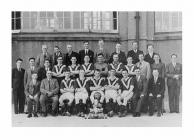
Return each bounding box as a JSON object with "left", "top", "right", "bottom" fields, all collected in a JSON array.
[
  {"left": 117, "top": 69, "right": 134, "bottom": 117},
  {"left": 52, "top": 56, "right": 66, "bottom": 86},
  {"left": 80, "top": 55, "right": 94, "bottom": 78},
  {"left": 125, "top": 56, "right": 136, "bottom": 77},
  {"left": 104, "top": 69, "right": 120, "bottom": 117},
  {"left": 68, "top": 56, "right": 80, "bottom": 79},
  {"left": 59, "top": 70, "right": 75, "bottom": 116},
  {"left": 74, "top": 70, "right": 90, "bottom": 117},
  {"left": 108, "top": 53, "right": 124, "bottom": 78}
]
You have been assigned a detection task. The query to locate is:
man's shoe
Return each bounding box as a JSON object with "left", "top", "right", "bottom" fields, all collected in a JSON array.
[
  {"left": 157, "top": 112, "right": 161, "bottom": 117},
  {"left": 133, "top": 113, "right": 137, "bottom": 117},
  {"left": 34, "top": 113, "right": 38, "bottom": 117},
  {"left": 136, "top": 112, "right": 141, "bottom": 117},
  {"left": 108, "top": 111, "right": 114, "bottom": 117},
  {"left": 27, "top": 113, "right": 32, "bottom": 118},
  {"left": 118, "top": 112, "right": 122, "bottom": 117},
  {"left": 66, "top": 112, "right": 71, "bottom": 116},
  {"left": 149, "top": 112, "right": 153, "bottom": 116},
  {"left": 62, "top": 111, "right": 66, "bottom": 116},
  {"left": 42, "top": 112, "right": 47, "bottom": 117}
]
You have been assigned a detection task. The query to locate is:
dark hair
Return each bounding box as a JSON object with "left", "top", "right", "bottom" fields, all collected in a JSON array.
[
  {"left": 147, "top": 44, "right": 154, "bottom": 49},
  {"left": 94, "top": 69, "right": 101, "bottom": 72},
  {"left": 138, "top": 52, "right": 144, "bottom": 56},
  {"left": 83, "top": 41, "right": 89, "bottom": 44},
  {"left": 54, "top": 46, "right": 59, "bottom": 49},
  {"left": 29, "top": 57, "right": 35, "bottom": 61},
  {"left": 99, "top": 39, "right": 104, "bottom": 42},
  {"left": 122, "top": 69, "right": 128, "bottom": 72},
  {"left": 44, "top": 59, "right": 50, "bottom": 63},
  {"left": 127, "top": 56, "right": 133, "bottom": 59},
  {"left": 16, "top": 58, "right": 23, "bottom": 62},
  {"left": 171, "top": 53, "right": 177, "bottom": 58},
  {"left": 97, "top": 53, "right": 104, "bottom": 57}
]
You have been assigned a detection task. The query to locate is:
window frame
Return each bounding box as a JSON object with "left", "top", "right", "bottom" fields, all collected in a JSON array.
[
  {"left": 12, "top": 11, "right": 21, "bottom": 33},
  {"left": 18, "top": 11, "right": 118, "bottom": 33},
  {"left": 154, "top": 12, "right": 182, "bottom": 34}
]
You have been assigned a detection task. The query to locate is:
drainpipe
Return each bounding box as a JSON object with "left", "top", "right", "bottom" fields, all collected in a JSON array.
[{"left": 135, "top": 12, "right": 140, "bottom": 48}]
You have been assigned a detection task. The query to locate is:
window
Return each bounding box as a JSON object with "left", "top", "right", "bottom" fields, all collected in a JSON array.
[
  {"left": 155, "top": 12, "right": 182, "bottom": 33},
  {"left": 12, "top": 11, "right": 21, "bottom": 31},
  {"left": 16, "top": 11, "right": 118, "bottom": 33}
]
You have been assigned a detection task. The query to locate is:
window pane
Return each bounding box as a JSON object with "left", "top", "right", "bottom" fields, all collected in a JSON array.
[
  {"left": 31, "top": 18, "right": 37, "bottom": 29},
  {"left": 64, "top": 18, "right": 71, "bottom": 29},
  {"left": 40, "top": 18, "right": 48, "bottom": 29},
  {"left": 56, "top": 12, "right": 63, "bottom": 17},
  {"left": 40, "top": 12, "right": 46, "bottom": 18},
  {"left": 31, "top": 12, "right": 38, "bottom": 18},
  {"left": 113, "top": 19, "right": 117, "bottom": 30},
  {"left": 73, "top": 12, "right": 81, "bottom": 29},
  {"left": 47, "top": 12, "right": 54, "bottom": 18},
  {"left": 12, "top": 19, "right": 15, "bottom": 30},
  {"left": 16, "top": 12, "right": 21, "bottom": 18},
  {"left": 16, "top": 18, "right": 21, "bottom": 29},
  {"left": 12, "top": 12, "right": 14, "bottom": 19},
  {"left": 22, "top": 18, "right": 30, "bottom": 29},
  {"left": 64, "top": 12, "right": 71, "bottom": 18}
]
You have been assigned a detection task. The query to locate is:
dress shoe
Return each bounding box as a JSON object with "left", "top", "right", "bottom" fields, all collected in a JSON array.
[
  {"left": 27, "top": 113, "right": 32, "bottom": 118},
  {"left": 108, "top": 111, "right": 114, "bottom": 117},
  {"left": 118, "top": 112, "right": 122, "bottom": 117},
  {"left": 133, "top": 113, "right": 137, "bottom": 117},
  {"left": 33, "top": 113, "right": 38, "bottom": 117},
  {"left": 42, "top": 112, "right": 47, "bottom": 117},
  {"left": 157, "top": 112, "right": 161, "bottom": 117},
  {"left": 66, "top": 112, "right": 71, "bottom": 116},
  {"left": 149, "top": 112, "right": 153, "bottom": 116},
  {"left": 136, "top": 112, "right": 141, "bottom": 117}
]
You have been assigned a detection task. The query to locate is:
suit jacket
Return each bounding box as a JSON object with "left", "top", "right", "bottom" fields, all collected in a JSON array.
[
  {"left": 136, "top": 61, "right": 151, "bottom": 80},
  {"left": 148, "top": 77, "right": 165, "bottom": 97},
  {"left": 127, "top": 50, "right": 143, "bottom": 64},
  {"left": 52, "top": 51, "right": 65, "bottom": 66},
  {"left": 36, "top": 53, "right": 52, "bottom": 68},
  {"left": 166, "top": 63, "right": 182, "bottom": 87},
  {"left": 12, "top": 68, "right": 25, "bottom": 90},
  {"left": 79, "top": 49, "right": 94, "bottom": 64},
  {"left": 95, "top": 48, "right": 109, "bottom": 63},
  {"left": 144, "top": 52, "right": 157, "bottom": 65},
  {"left": 65, "top": 51, "right": 80, "bottom": 66},
  {"left": 109, "top": 51, "right": 127, "bottom": 65},
  {"left": 134, "top": 75, "right": 147, "bottom": 97},
  {"left": 37, "top": 66, "right": 52, "bottom": 82},
  {"left": 151, "top": 62, "right": 165, "bottom": 78},
  {"left": 40, "top": 78, "right": 59, "bottom": 96},
  {"left": 25, "top": 80, "right": 41, "bottom": 97},
  {"left": 24, "top": 67, "right": 39, "bottom": 87}
]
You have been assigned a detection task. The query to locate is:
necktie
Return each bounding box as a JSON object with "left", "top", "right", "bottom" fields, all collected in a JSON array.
[
  {"left": 48, "top": 80, "right": 51, "bottom": 91},
  {"left": 85, "top": 50, "right": 88, "bottom": 54}
]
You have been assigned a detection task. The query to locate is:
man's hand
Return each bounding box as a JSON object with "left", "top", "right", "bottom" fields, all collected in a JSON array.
[
  {"left": 29, "top": 95, "right": 33, "bottom": 99},
  {"left": 140, "top": 94, "right": 144, "bottom": 97},
  {"left": 157, "top": 94, "right": 161, "bottom": 98},
  {"left": 149, "top": 93, "right": 153, "bottom": 97}
]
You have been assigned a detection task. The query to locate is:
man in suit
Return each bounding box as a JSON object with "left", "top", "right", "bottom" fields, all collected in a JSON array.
[
  {"left": 109, "top": 42, "right": 127, "bottom": 65},
  {"left": 25, "top": 72, "right": 40, "bottom": 118},
  {"left": 166, "top": 54, "right": 182, "bottom": 113},
  {"left": 40, "top": 70, "right": 59, "bottom": 117},
  {"left": 12, "top": 58, "right": 25, "bottom": 114},
  {"left": 132, "top": 68, "right": 147, "bottom": 117},
  {"left": 52, "top": 46, "right": 65, "bottom": 66},
  {"left": 127, "top": 41, "right": 143, "bottom": 64},
  {"left": 147, "top": 69, "right": 165, "bottom": 117},
  {"left": 24, "top": 57, "right": 39, "bottom": 88},
  {"left": 37, "top": 59, "right": 52, "bottom": 82},
  {"left": 136, "top": 53, "right": 151, "bottom": 80},
  {"left": 144, "top": 44, "right": 158, "bottom": 65},
  {"left": 95, "top": 39, "right": 109, "bottom": 63},
  {"left": 65, "top": 44, "right": 80, "bottom": 66},
  {"left": 79, "top": 41, "right": 94, "bottom": 64},
  {"left": 36, "top": 44, "right": 52, "bottom": 68}
]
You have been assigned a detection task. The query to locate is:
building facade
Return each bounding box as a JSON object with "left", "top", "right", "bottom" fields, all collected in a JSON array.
[{"left": 12, "top": 11, "right": 182, "bottom": 68}]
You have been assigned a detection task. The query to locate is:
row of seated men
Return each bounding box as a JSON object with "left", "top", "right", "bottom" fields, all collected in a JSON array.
[
  {"left": 12, "top": 41, "right": 182, "bottom": 119},
  {"left": 25, "top": 67, "right": 164, "bottom": 118}
]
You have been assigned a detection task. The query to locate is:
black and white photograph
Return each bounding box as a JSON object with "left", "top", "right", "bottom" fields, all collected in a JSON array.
[{"left": 11, "top": 11, "right": 182, "bottom": 127}]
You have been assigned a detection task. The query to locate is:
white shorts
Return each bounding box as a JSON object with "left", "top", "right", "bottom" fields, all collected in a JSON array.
[
  {"left": 105, "top": 89, "right": 118, "bottom": 101},
  {"left": 75, "top": 89, "right": 88, "bottom": 101},
  {"left": 59, "top": 92, "right": 74, "bottom": 106}
]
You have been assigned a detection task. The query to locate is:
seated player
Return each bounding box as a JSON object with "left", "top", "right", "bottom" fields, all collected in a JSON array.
[
  {"left": 89, "top": 69, "right": 105, "bottom": 105},
  {"left": 59, "top": 70, "right": 75, "bottom": 116},
  {"left": 117, "top": 69, "right": 134, "bottom": 117},
  {"left": 40, "top": 70, "right": 59, "bottom": 117},
  {"left": 132, "top": 68, "right": 147, "bottom": 117},
  {"left": 104, "top": 69, "right": 121, "bottom": 117},
  {"left": 147, "top": 69, "right": 165, "bottom": 117},
  {"left": 74, "top": 69, "right": 90, "bottom": 117},
  {"left": 25, "top": 72, "right": 40, "bottom": 118},
  {"left": 52, "top": 56, "right": 66, "bottom": 85},
  {"left": 108, "top": 53, "right": 124, "bottom": 78},
  {"left": 85, "top": 99, "right": 107, "bottom": 119},
  {"left": 68, "top": 56, "right": 80, "bottom": 79},
  {"left": 80, "top": 55, "right": 94, "bottom": 78},
  {"left": 125, "top": 56, "right": 136, "bottom": 77}
]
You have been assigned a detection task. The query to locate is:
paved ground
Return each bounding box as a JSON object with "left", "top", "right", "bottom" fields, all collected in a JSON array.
[{"left": 12, "top": 112, "right": 181, "bottom": 127}]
